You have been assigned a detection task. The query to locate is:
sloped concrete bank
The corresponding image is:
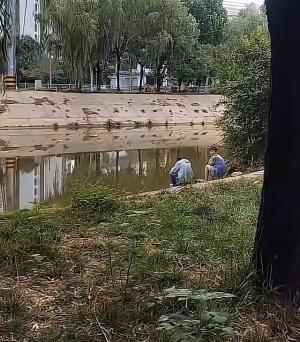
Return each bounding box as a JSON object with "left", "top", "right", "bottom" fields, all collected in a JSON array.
[{"left": 0, "top": 91, "right": 223, "bottom": 128}]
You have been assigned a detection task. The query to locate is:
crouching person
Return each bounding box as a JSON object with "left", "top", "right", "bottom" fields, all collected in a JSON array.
[
  {"left": 170, "top": 158, "right": 194, "bottom": 186},
  {"left": 205, "top": 146, "right": 228, "bottom": 181}
]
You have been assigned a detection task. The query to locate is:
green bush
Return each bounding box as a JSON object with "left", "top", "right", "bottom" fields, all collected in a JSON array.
[
  {"left": 217, "top": 31, "right": 271, "bottom": 167},
  {"left": 70, "top": 179, "right": 125, "bottom": 215}
]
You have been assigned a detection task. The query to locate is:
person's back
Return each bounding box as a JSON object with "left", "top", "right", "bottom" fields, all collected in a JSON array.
[
  {"left": 170, "top": 158, "right": 194, "bottom": 186},
  {"left": 212, "top": 154, "right": 227, "bottom": 177},
  {"left": 177, "top": 159, "right": 194, "bottom": 185}
]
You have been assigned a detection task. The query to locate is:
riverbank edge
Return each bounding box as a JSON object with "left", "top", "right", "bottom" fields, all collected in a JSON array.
[
  {"left": 0, "top": 121, "right": 215, "bottom": 130},
  {"left": 133, "top": 170, "right": 264, "bottom": 198}
]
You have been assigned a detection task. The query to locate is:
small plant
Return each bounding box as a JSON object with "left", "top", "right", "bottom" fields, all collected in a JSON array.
[
  {"left": 157, "top": 287, "right": 237, "bottom": 341},
  {"left": 70, "top": 179, "right": 125, "bottom": 216}
]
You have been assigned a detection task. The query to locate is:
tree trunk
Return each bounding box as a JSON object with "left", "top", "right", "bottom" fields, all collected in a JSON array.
[
  {"left": 96, "top": 63, "right": 102, "bottom": 91},
  {"left": 178, "top": 80, "right": 182, "bottom": 93},
  {"left": 156, "top": 66, "right": 161, "bottom": 92},
  {"left": 89, "top": 64, "right": 93, "bottom": 91},
  {"left": 139, "top": 63, "right": 144, "bottom": 93},
  {"left": 116, "top": 52, "right": 121, "bottom": 92},
  {"left": 129, "top": 67, "right": 132, "bottom": 93},
  {"left": 254, "top": 0, "right": 300, "bottom": 301}
]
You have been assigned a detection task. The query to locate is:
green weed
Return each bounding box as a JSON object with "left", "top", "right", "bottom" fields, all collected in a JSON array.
[{"left": 2, "top": 180, "right": 297, "bottom": 341}]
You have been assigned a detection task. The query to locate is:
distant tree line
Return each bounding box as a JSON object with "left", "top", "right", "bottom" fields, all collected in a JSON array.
[{"left": 36, "top": 0, "right": 227, "bottom": 91}]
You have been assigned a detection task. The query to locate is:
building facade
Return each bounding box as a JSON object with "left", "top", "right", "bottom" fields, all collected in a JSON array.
[{"left": 19, "top": 0, "right": 41, "bottom": 42}]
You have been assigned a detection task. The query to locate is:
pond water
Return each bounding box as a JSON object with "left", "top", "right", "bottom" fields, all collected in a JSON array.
[{"left": 0, "top": 145, "right": 215, "bottom": 212}]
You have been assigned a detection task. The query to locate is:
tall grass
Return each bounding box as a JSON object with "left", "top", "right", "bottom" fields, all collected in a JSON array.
[{"left": 1, "top": 180, "right": 298, "bottom": 341}]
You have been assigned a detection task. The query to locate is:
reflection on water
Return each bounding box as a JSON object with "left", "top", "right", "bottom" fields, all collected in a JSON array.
[{"left": 0, "top": 146, "right": 213, "bottom": 212}]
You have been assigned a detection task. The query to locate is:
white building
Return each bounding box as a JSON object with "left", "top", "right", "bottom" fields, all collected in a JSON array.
[
  {"left": 109, "top": 65, "right": 147, "bottom": 91},
  {"left": 19, "top": 0, "right": 41, "bottom": 42},
  {"left": 223, "top": 1, "right": 248, "bottom": 16},
  {"left": 109, "top": 65, "right": 168, "bottom": 91}
]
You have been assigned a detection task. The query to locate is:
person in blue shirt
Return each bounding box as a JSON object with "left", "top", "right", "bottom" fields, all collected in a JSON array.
[
  {"left": 170, "top": 158, "right": 194, "bottom": 186},
  {"left": 205, "top": 146, "right": 228, "bottom": 181}
]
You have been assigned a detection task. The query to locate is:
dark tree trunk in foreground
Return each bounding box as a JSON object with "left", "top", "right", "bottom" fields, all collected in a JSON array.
[{"left": 254, "top": 0, "right": 300, "bottom": 300}]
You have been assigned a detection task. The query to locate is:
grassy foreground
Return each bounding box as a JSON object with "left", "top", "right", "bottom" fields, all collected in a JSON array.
[{"left": 1, "top": 180, "right": 300, "bottom": 341}]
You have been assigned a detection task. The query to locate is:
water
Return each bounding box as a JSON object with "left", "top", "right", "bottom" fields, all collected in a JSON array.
[{"left": 0, "top": 146, "right": 213, "bottom": 212}]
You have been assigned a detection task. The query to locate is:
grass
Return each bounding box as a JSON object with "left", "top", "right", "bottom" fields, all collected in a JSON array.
[{"left": 0, "top": 180, "right": 299, "bottom": 341}]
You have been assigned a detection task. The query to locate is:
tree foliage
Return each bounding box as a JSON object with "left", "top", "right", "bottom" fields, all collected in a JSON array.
[
  {"left": 41, "top": 0, "right": 226, "bottom": 91},
  {"left": 18, "top": 36, "right": 41, "bottom": 72},
  {"left": 43, "top": 0, "right": 110, "bottom": 84},
  {"left": 142, "top": 0, "right": 198, "bottom": 90},
  {"left": 217, "top": 8, "right": 270, "bottom": 167},
  {"left": 169, "top": 43, "right": 218, "bottom": 89},
  {"left": 225, "top": 4, "right": 268, "bottom": 42},
  {"left": 183, "top": 0, "right": 227, "bottom": 45},
  {"left": 167, "top": 0, "right": 226, "bottom": 90}
]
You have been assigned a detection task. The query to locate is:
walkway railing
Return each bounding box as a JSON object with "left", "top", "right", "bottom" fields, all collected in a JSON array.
[{"left": 17, "top": 83, "right": 213, "bottom": 93}]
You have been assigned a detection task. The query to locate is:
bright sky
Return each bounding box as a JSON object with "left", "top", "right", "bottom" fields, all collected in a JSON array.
[{"left": 226, "top": 0, "right": 264, "bottom": 5}]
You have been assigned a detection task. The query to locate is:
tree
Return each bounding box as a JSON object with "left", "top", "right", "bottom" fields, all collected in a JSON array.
[
  {"left": 170, "top": 0, "right": 226, "bottom": 91},
  {"left": 108, "top": 0, "right": 147, "bottom": 91},
  {"left": 254, "top": 0, "right": 300, "bottom": 300},
  {"left": 128, "top": 37, "right": 148, "bottom": 92},
  {"left": 225, "top": 3, "right": 268, "bottom": 42},
  {"left": 43, "top": 0, "right": 111, "bottom": 89},
  {"left": 183, "top": 0, "right": 227, "bottom": 45},
  {"left": 127, "top": 0, "right": 152, "bottom": 92},
  {"left": 169, "top": 43, "right": 218, "bottom": 91},
  {"left": 217, "top": 32, "right": 271, "bottom": 167},
  {"left": 17, "top": 35, "right": 42, "bottom": 81},
  {"left": 144, "top": 0, "right": 198, "bottom": 91},
  {"left": 42, "top": 0, "right": 200, "bottom": 92}
]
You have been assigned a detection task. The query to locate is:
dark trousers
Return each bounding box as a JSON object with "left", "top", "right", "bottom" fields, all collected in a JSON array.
[{"left": 170, "top": 172, "right": 178, "bottom": 186}]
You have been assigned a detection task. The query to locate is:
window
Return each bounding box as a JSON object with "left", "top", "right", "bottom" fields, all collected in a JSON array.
[{"left": 35, "top": 3, "right": 38, "bottom": 12}]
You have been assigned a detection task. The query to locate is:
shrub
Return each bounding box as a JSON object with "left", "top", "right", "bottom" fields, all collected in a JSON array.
[
  {"left": 70, "top": 179, "right": 125, "bottom": 216},
  {"left": 217, "top": 31, "right": 271, "bottom": 167}
]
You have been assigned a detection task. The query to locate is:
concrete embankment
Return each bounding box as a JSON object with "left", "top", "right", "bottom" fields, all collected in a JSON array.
[
  {"left": 134, "top": 171, "right": 264, "bottom": 198},
  {"left": 0, "top": 91, "right": 223, "bottom": 128}
]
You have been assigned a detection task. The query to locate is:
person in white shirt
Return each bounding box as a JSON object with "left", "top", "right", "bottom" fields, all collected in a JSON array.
[{"left": 169, "top": 158, "right": 194, "bottom": 186}]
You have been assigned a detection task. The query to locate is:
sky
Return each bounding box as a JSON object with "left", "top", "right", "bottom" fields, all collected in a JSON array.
[{"left": 226, "top": 0, "right": 264, "bottom": 5}]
